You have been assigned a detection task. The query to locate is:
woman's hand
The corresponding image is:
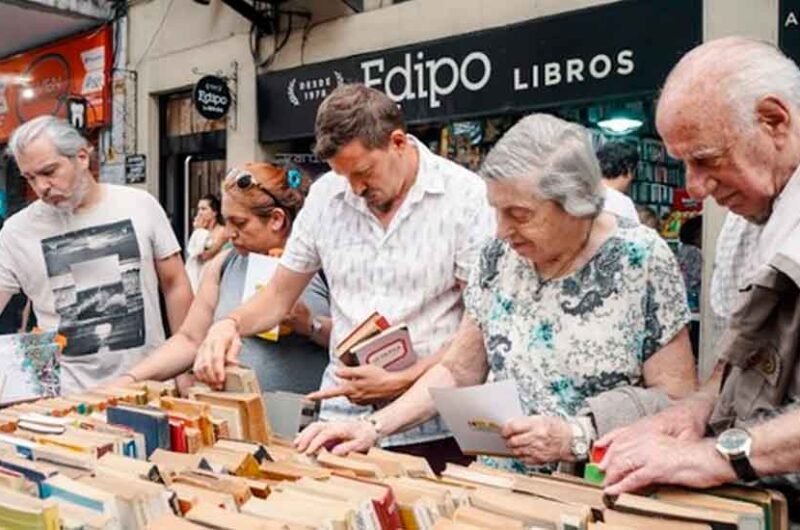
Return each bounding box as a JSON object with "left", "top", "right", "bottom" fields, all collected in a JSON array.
[
  {"left": 501, "top": 415, "right": 574, "bottom": 465},
  {"left": 294, "top": 420, "right": 380, "bottom": 456},
  {"left": 193, "top": 318, "right": 242, "bottom": 389}
]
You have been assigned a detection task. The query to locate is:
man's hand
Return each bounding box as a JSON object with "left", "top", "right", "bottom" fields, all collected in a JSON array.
[
  {"left": 596, "top": 400, "right": 708, "bottom": 451},
  {"left": 193, "top": 318, "right": 242, "bottom": 389},
  {"left": 281, "top": 301, "right": 312, "bottom": 337},
  {"left": 600, "top": 435, "right": 735, "bottom": 495},
  {"left": 501, "top": 416, "right": 573, "bottom": 465},
  {"left": 307, "top": 364, "right": 410, "bottom": 405},
  {"left": 294, "top": 420, "right": 380, "bottom": 456}
]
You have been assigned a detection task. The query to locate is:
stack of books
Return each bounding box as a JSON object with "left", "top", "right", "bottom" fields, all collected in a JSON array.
[
  {"left": 0, "top": 371, "right": 788, "bottom": 530},
  {"left": 336, "top": 312, "right": 417, "bottom": 371}
]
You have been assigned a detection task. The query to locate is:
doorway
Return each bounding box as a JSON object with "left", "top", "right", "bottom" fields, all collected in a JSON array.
[{"left": 158, "top": 91, "right": 227, "bottom": 247}]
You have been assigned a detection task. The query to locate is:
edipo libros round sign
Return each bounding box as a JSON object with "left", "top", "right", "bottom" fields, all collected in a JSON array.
[{"left": 193, "top": 75, "right": 231, "bottom": 120}]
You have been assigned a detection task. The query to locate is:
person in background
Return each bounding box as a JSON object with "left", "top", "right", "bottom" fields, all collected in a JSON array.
[
  {"left": 192, "top": 84, "right": 495, "bottom": 473},
  {"left": 636, "top": 205, "right": 660, "bottom": 231},
  {"left": 295, "top": 113, "right": 696, "bottom": 475},
  {"left": 107, "top": 163, "right": 331, "bottom": 395},
  {"left": 677, "top": 215, "right": 703, "bottom": 356},
  {"left": 0, "top": 116, "right": 193, "bottom": 393},
  {"left": 185, "top": 193, "right": 227, "bottom": 292},
  {"left": 597, "top": 39, "right": 800, "bottom": 520},
  {"left": 597, "top": 141, "right": 640, "bottom": 224}
]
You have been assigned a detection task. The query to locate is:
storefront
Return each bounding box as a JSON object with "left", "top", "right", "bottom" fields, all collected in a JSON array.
[
  {"left": 257, "top": 0, "right": 704, "bottom": 347},
  {"left": 0, "top": 26, "right": 112, "bottom": 218}
]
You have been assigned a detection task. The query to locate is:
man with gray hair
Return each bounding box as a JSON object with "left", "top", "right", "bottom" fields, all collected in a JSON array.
[
  {"left": 192, "top": 84, "right": 494, "bottom": 472},
  {"left": 598, "top": 37, "right": 800, "bottom": 519},
  {"left": 0, "top": 116, "right": 193, "bottom": 393}
]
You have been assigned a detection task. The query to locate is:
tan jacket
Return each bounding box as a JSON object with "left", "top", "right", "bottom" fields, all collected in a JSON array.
[{"left": 710, "top": 264, "right": 800, "bottom": 432}]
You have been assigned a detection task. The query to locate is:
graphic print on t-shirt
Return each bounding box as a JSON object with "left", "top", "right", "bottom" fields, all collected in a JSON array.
[{"left": 41, "top": 219, "right": 145, "bottom": 356}]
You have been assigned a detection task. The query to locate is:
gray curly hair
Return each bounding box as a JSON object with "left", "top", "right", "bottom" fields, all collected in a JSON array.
[
  {"left": 7, "top": 115, "right": 89, "bottom": 161},
  {"left": 480, "top": 113, "right": 605, "bottom": 218}
]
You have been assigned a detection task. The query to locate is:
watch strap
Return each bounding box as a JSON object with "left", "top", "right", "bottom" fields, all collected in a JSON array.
[{"left": 730, "top": 454, "right": 759, "bottom": 482}]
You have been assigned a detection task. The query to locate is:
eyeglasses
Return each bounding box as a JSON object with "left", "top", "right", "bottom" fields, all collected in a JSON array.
[{"left": 225, "top": 168, "right": 290, "bottom": 214}]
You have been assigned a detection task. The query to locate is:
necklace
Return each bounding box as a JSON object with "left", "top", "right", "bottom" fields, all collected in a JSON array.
[{"left": 532, "top": 219, "right": 595, "bottom": 301}]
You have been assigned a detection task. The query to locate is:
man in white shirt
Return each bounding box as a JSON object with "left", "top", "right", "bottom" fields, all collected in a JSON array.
[
  {"left": 0, "top": 116, "right": 193, "bottom": 393},
  {"left": 193, "top": 84, "right": 494, "bottom": 471},
  {"left": 597, "top": 141, "right": 640, "bottom": 224}
]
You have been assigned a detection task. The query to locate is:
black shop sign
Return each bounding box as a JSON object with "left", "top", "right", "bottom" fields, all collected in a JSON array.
[
  {"left": 780, "top": 1, "right": 800, "bottom": 64},
  {"left": 193, "top": 75, "right": 231, "bottom": 120},
  {"left": 257, "top": 0, "right": 702, "bottom": 142}
]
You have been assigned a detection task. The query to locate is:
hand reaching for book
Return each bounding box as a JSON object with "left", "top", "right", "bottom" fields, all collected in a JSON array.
[
  {"left": 193, "top": 318, "right": 242, "bottom": 389},
  {"left": 306, "top": 364, "right": 410, "bottom": 406},
  {"left": 600, "top": 433, "right": 735, "bottom": 495},
  {"left": 294, "top": 419, "right": 379, "bottom": 456}
]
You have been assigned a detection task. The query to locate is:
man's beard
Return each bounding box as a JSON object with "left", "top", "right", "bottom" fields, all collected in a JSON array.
[{"left": 44, "top": 175, "right": 91, "bottom": 214}]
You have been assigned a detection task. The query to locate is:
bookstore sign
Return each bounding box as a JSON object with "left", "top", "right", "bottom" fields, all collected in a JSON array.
[
  {"left": 257, "top": 0, "right": 701, "bottom": 142},
  {"left": 780, "top": 0, "right": 800, "bottom": 63}
]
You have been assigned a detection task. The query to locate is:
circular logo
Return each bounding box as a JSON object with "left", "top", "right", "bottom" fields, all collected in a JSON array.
[
  {"left": 193, "top": 75, "right": 231, "bottom": 120},
  {"left": 14, "top": 53, "right": 71, "bottom": 123}
]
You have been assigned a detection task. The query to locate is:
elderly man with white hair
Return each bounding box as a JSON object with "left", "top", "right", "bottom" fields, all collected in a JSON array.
[
  {"left": 0, "top": 116, "right": 193, "bottom": 393},
  {"left": 295, "top": 113, "right": 696, "bottom": 473},
  {"left": 598, "top": 38, "right": 800, "bottom": 521}
]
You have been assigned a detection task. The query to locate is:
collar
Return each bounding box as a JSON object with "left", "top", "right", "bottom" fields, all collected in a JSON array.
[{"left": 758, "top": 164, "right": 800, "bottom": 278}]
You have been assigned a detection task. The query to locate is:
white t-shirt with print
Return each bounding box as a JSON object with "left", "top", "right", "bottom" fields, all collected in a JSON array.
[{"left": 0, "top": 184, "right": 181, "bottom": 393}]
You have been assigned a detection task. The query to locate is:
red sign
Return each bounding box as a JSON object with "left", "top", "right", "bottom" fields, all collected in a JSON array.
[{"left": 0, "top": 26, "right": 111, "bottom": 143}]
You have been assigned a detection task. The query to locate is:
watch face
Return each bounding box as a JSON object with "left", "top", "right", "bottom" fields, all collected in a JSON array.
[
  {"left": 719, "top": 428, "right": 749, "bottom": 452},
  {"left": 573, "top": 440, "right": 589, "bottom": 457}
]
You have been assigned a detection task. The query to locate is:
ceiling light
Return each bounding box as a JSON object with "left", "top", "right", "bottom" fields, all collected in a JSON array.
[
  {"left": 21, "top": 88, "right": 35, "bottom": 100},
  {"left": 597, "top": 116, "right": 643, "bottom": 135}
]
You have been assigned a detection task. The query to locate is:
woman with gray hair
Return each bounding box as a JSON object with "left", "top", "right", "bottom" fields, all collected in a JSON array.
[{"left": 297, "top": 114, "right": 696, "bottom": 474}]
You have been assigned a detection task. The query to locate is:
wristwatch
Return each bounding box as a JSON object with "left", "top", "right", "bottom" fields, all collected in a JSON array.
[
  {"left": 715, "top": 428, "right": 759, "bottom": 482},
  {"left": 360, "top": 414, "right": 384, "bottom": 443},
  {"left": 567, "top": 418, "right": 590, "bottom": 461}
]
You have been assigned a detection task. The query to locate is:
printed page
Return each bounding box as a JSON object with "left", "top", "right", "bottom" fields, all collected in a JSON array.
[{"left": 430, "top": 380, "right": 524, "bottom": 456}]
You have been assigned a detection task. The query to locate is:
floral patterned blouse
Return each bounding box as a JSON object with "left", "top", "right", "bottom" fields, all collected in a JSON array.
[{"left": 464, "top": 223, "right": 690, "bottom": 472}]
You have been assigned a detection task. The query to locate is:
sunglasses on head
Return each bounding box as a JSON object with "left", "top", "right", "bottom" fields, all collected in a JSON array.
[{"left": 225, "top": 168, "right": 289, "bottom": 212}]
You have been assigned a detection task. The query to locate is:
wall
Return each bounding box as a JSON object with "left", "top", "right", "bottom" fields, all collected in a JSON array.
[{"left": 128, "top": 0, "right": 619, "bottom": 197}]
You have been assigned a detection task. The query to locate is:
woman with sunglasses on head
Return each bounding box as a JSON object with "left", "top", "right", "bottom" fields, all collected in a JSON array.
[{"left": 102, "top": 162, "right": 331, "bottom": 394}]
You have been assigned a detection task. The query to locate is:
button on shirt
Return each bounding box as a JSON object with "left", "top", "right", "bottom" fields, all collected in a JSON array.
[{"left": 280, "top": 137, "right": 495, "bottom": 447}]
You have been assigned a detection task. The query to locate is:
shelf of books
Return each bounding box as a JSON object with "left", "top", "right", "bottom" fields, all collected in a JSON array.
[{"left": 0, "top": 365, "right": 789, "bottom": 530}]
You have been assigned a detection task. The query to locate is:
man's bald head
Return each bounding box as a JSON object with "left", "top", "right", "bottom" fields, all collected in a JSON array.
[
  {"left": 656, "top": 37, "right": 800, "bottom": 222},
  {"left": 658, "top": 37, "right": 800, "bottom": 133}
]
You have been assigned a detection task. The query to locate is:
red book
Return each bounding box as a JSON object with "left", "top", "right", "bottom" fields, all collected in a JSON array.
[
  {"left": 169, "top": 420, "right": 187, "bottom": 453},
  {"left": 331, "top": 473, "right": 402, "bottom": 530}
]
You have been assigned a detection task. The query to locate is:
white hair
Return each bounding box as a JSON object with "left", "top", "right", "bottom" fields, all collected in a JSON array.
[
  {"left": 663, "top": 37, "right": 800, "bottom": 132},
  {"left": 6, "top": 115, "right": 89, "bottom": 161},
  {"left": 480, "top": 113, "right": 604, "bottom": 218}
]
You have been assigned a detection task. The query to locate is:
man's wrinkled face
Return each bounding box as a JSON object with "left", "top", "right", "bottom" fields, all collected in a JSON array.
[
  {"left": 657, "top": 101, "right": 779, "bottom": 222},
  {"left": 15, "top": 134, "right": 91, "bottom": 212}
]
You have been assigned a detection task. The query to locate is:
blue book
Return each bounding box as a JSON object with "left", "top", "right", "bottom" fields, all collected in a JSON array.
[{"left": 106, "top": 405, "right": 170, "bottom": 458}]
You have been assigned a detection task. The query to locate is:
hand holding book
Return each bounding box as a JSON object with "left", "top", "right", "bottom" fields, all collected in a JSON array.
[{"left": 306, "top": 364, "right": 412, "bottom": 406}]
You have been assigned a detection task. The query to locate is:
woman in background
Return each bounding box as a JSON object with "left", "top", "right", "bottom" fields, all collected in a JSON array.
[{"left": 185, "top": 194, "right": 227, "bottom": 292}]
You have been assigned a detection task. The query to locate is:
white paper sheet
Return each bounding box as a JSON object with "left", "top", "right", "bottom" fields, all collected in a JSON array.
[
  {"left": 241, "top": 253, "right": 280, "bottom": 340},
  {"left": 430, "top": 380, "right": 524, "bottom": 456}
]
